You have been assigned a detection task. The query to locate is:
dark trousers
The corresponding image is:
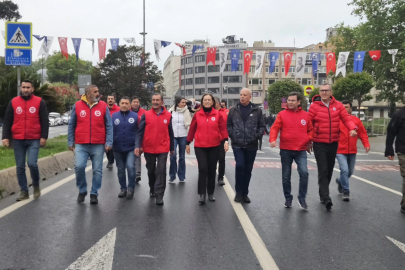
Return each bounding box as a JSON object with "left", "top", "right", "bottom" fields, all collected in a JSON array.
[
  {"left": 258, "top": 135, "right": 263, "bottom": 150},
  {"left": 313, "top": 142, "right": 338, "bottom": 202},
  {"left": 233, "top": 147, "right": 257, "bottom": 195},
  {"left": 144, "top": 152, "right": 168, "bottom": 197},
  {"left": 107, "top": 149, "right": 114, "bottom": 164},
  {"left": 217, "top": 141, "right": 226, "bottom": 180},
  {"left": 195, "top": 146, "right": 220, "bottom": 195}
]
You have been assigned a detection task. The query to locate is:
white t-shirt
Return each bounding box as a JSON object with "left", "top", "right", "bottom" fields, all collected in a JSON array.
[{"left": 171, "top": 110, "right": 188, "bottom": 138}]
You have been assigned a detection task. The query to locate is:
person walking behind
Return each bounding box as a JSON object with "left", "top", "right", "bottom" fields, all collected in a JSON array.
[
  {"left": 2, "top": 79, "right": 49, "bottom": 201},
  {"left": 309, "top": 83, "right": 356, "bottom": 210},
  {"left": 131, "top": 96, "right": 147, "bottom": 183},
  {"left": 168, "top": 96, "right": 192, "bottom": 183},
  {"left": 68, "top": 85, "right": 113, "bottom": 204},
  {"left": 227, "top": 88, "right": 265, "bottom": 203},
  {"left": 221, "top": 100, "right": 229, "bottom": 115},
  {"left": 112, "top": 96, "right": 138, "bottom": 199},
  {"left": 270, "top": 92, "right": 313, "bottom": 210},
  {"left": 214, "top": 96, "right": 228, "bottom": 186},
  {"left": 186, "top": 94, "right": 229, "bottom": 204},
  {"left": 106, "top": 94, "right": 120, "bottom": 170},
  {"left": 135, "top": 94, "right": 174, "bottom": 205},
  {"left": 385, "top": 93, "right": 405, "bottom": 213},
  {"left": 336, "top": 101, "right": 370, "bottom": 202}
]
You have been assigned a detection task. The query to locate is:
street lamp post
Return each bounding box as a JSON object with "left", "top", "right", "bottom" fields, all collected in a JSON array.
[
  {"left": 316, "top": 69, "right": 320, "bottom": 86},
  {"left": 225, "top": 85, "right": 228, "bottom": 107},
  {"left": 67, "top": 69, "right": 72, "bottom": 85}
]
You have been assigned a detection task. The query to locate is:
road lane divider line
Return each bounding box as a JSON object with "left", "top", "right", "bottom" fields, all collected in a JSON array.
[{"left": 0, "top": 158, "right": 107, "bottom": 220}]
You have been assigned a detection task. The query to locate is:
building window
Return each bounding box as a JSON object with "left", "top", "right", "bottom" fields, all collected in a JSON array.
[
  {"left": 281, "top": 66, "right": 296, "bottom": 73},
  {"left": 319, "top": 66, "right": 327, "bottom": 73},
  {"left": 186, "top": 68, "right": 193, "bottom": 75},
  {"left": 195, "top": 77, "right": 205, "bottom": 84},
  {"left": 186, "top": 89, "right": 193, "bottom": 96},
  {"left": 224, "top": 87, "right": 241, "bottom": 94},
  {"left": 208, "top": 65, "right": 220, "bottom": 72},
  {"left": 186, "top": 57, "right": 193, "bottom": 64},
  {"left": 181, "top": 79, "right": 184, "bottom": 86},
  {"left": 268, "top": 79, "right": 278, "bottom": 84},
  {"left": 248, "top": 78, "right": 262, "bottom": 85},
  {"left": 181, "top": 90, "right": 185, "bottom": 96},
  {"left": 195, "top": 89, "right": 204, "bottom": 95},
  {"left": 320, "top": 54, "right": 326, "bottom": 60},
  {"left": 265, "top": 67, "right": 269, "bottom": 73},
  {"left": 306, "top": 54, "right": 312, "bottom": 60},
  {"left": 195, "top": 55, "right": 205, "bottom": 62},
  {"left": 215, "top": 54, "right": 219, "bottom": 60},
  {"left": 181, "top": 69, "right": 184, "bottom": 76},
  {"left": 304, "top": 67, "right": 312, "bottom": 74},
  {"left": 223, "top": 76, "right": 242, "bottom": 83},
  {"left": 225, "top": 64, "right": 242, "bottom": 71},
  {"left": 208, "top": 77, "right": 220, "bottom": 83},
  {"left": 181, "top": 59, "right": 184, "bottom": 65},
  {"left": 195, "top": 66, "right": 205, "bottom": 73},
  {"left": 250, "top": 66, "right": 255, "bottom": 73},
  {"left": 252, "top": 91, "right": 262, "bottom": 97},
  {"left": 186, "top": 78, "right": 193, "bottom": 85},
  {"left": 208, "top": 88, "right": 219, "bottom": 94}
]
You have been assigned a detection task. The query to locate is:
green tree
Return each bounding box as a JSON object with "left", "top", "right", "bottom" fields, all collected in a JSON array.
[
  {"left": 92, "top": 45, "right": 164, "bottom": 106},
  {"left": 46, "top": 52, "right": 93, "bottom": 85},
  {"left": 332, "top": 72, "right": 373, "bottom": 110},
  {"left": 0, "top": 0, "right": 21, "bottom": 21},
  {"left": 267, "top": 80, "right": 307, "bottom": 114}
]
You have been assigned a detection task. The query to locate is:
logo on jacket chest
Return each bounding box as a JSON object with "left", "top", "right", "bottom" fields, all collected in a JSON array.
[
  {"left": 29, "top": 107, "right": 36, "bottom": 113},
  {"left": 301, "top": 119, "right": 306, "bottom": 125},
  {"left": 16, "top": 107, "right": 22, "bottom": 114},
  {"left": 94, "top": 110, "right": 101, "bottom": 117},
  {"left": 128, "top": 118, "right": 134, "bottom": 123},
  {"left": 114, "top": 119, "right": 120, "bottom": 125},
  {"left": 333, "top": 107, "right": 336, "bottom": 111},
  {"left": 164, "top": 119, "right": 168, "bottom": 124},
  {"left": 211, "top": 117, "right": 216, "bottom": 121},
  {"left": 80, "top": 110, "right": 86, "bottom": 117}
]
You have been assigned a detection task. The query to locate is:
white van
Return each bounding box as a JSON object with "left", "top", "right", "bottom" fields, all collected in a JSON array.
[{"left": 352, "top": 111, "right": 365, "bottom": 121}]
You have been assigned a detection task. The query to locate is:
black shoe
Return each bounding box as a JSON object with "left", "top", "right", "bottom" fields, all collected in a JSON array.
[
  {"left": 343, "top": 192, "right": 350, "bottom": 201},
  {"left": 234, "top": 193, "right": 243, "bottom": 203},
  {"left": 320, "top": 198, "right": 325, "bottom": 204},
  {"left": 298, "top": 198, "right": 308, "bottom": 210},
  {"left": 401, "top": 207, "right": 405, "bottom": 214},
  {"left": 77, "top": 192, "right": 87, "bottom": 203},
  {"left": 136, "top": 176, "right": 141, "bottom": 183},
  {"left": 284, "top": 198, "right": 292, "bottom": 208},
  {"left": 218, "top": 178, "right": 225, "bottom": 186},
  {"left": 208, "top": 194, "right": 215, "bottom": 202},
  {"left": 336, "top": 178, "right": 343, "bottom": 194},
  {"left": 243, "top": 195, "right": 251, "bottom": 203},
  {"left": 199, "top": 194, "right": 206, "bottom": 204},
  {"left": 107, "top": 163, "right": 113, "bottom": 170},
  {"left": 156, "top": 195, "right": 164, "bottom": 205},
  {"left": 90, "top": 194, "right": 98, "bottom": 204},
  {"left": 127, "top": 188, "right": 134, "bottom": 199},
  {"left": 118, "top": 190, "right": 127, "bottom": 198},
  {"left": 325, "top": 200, "right": 333, "bottom": 210}
]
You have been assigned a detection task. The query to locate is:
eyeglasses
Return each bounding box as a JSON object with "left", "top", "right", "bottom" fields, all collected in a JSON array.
[{"left": 320, "top": 90, "right": 331, "bottom": 93}]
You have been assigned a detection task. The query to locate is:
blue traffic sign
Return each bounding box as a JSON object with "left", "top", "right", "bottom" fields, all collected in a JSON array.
[
  {"left": 5, "top": 48, "right": 32, "bottom": 66},
  {"left": 5, "top": 22, "right": 32, "bottom": 49}
]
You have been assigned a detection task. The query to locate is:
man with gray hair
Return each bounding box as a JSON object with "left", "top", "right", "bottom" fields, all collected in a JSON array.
[
  {"left": 68, "top": 85, "right": 113, "bottom": 204},
  {"left": 227, "top": 88, "right": 266, "bottom": 203}
]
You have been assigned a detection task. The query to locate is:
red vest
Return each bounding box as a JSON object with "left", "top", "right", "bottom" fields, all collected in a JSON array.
[
  {"left": 187, "top": 109, "right": 223, "bottom": 148},
  {"left": 142, "top": 107, "right": 172, "bottom": 154},
  {"left": 75, "top": 100, "right": 107, "bottom": 144},
  {"left": 108, "top": 104, "right": 120, "bottom": 116},
  {"left": 11, "top": 95, "right": 42, "bottom": 140},
  {"left": 278, "top": 108, "right": 311, "bottom": 151}
]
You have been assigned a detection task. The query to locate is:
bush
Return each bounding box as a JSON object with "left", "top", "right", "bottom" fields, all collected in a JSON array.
[{"left": 267, "top": 80, "right": 308, "bottom": 114}]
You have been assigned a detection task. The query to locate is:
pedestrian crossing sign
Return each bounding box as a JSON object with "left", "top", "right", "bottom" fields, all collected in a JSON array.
[{"left": 5, "top": 22, "right": 32, "bottom": 49}]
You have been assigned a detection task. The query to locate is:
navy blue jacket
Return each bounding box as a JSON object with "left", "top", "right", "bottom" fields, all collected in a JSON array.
[{"left": 112, "top": 110, "right": 138, "bottom": 152}]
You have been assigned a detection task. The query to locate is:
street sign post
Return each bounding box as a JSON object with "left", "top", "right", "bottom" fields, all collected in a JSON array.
[
  {"left": 5, "top": 22, "right": 32, "bottom": 49},
  {"left": 304, "top": 85, "right": 314, "bottom": 96},
  {"left": 4, "top": 48, "right": 32, "bottom": 66}
]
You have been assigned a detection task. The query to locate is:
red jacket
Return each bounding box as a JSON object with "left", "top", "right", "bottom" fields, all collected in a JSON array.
[
  {"left": 11, "top": 95, "right": 42, "bottom": 140},
  {"left": 142, "top": 107, "right": 172, "bottom": 154},
  {"left": 337, "top": 115, "right": 370, "bottom": 154},
  {"left": 132, "top": 107, "right": 146, "bottom": 122},
  {"left": 108, "top": 104, "right": 120, "bottom": 116},
  {"left": 75, "top": 100, "right": 107, "bottom": 144},
  {"left": 219, "top": 108, "right": 228, "bottom": 122},
  {"left": 270, "top": 107, "right": 313, "bottom": 151},
  {"left": 187, "top": 108, "right": 228, "bottom": 148},
  {"left": 308, "top": 95, "right": 356, "bottom": 143}
]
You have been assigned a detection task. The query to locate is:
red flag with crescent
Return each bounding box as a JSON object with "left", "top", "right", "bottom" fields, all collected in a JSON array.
[
  {"left": 244, "top": 50, "right": 253, "bottom": 75},
  {"left": 369, "top": 50, "right": 381, "bottom": 61},
  {"left": 283, "top": 52, "right": 293, "bottom": 76},
  {"left": 58, "top": 37, "right": 68, "bottom": 60},
  {"left": 206, "top": 47, "right": 217, "bottom": 66},
  {"left": 98, "top": 38, "right": 107, "bottom": 61},
  {"left": 325, "top": 52, "right": 336, "bottom": 74},
  {"left": 175, "top": 43, "right": 186, "bottom": 56}
]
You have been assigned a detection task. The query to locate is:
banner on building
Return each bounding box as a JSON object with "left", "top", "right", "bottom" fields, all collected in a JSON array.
[
  {"left": 311, "top": 53, "right": 320, "bottom": 77},
  {"left": 244, "top": 50, "right": 253, "bottom": 75},
  {"left": 295, "top": 52, "right": 306, "bottom": 79},
  {"left": 353, "top": 51, "right": 366, "bottom": 73},
  {"left": 192, "top": 44, "right": 204, "bottom": 56},
  {"left": 206, "top": 47, "right": 216, "bottom": 66},
  {"left": 336, "top": 52, "right": 350, "bottom": 77},
  {"left": 325, "top": 52, "right": 336, "bottom": 74},
  {"left": 230, "top": 49, "right": 240, "bottom": 72},
  {"left": 283, "top": 52, "right": 293, "bottom": 76},
  {"left": 268, "top": 52, "right": 279, "bottom": 74},
  {"left": 219, "top": 48, "right": 228, "bottom": 73},
  {"left": 254, "top": 51, "right": 265, "bottom": 77}
]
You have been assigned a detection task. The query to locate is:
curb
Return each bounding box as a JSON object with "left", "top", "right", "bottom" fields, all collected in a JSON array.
[{"left": 0, "top": 151, "right": 74, "bottom": 199}]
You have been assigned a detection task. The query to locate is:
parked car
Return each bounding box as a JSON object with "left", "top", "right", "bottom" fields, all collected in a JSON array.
[
  {"left": 62, "top": 113, "right": 70, "bottom": 124},
  {"left": 55, "top": 117, "right": 63, "bottom": 126},
  {"left": 49, "top": 116, "right": 57, "bottom": 127}
]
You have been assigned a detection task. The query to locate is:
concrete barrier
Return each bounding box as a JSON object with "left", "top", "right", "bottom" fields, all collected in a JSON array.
[{"left": 0, "top": 151, "right": 74, "bottom": 199}]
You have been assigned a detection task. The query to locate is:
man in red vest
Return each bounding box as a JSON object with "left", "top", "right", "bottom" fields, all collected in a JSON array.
[
  {"left": 270, "top": 92, "right": 313, "bottom": 210},
  {"left": 106, "top": 94, "right": 120, "bottom": 170},
  {"left": 2, "top": 80, "right": 49, "bottom": 201},
  {"left": 135, "top": 93, "right": 174, "bottom": 205},
  {"left": 215, "top": 97, "right": 228, "bottom": 186},
  {"left": 131, "top": 96, "right": 147, "bottom": 183},
  {"left": 68, "top": 85, "right": 113, "bottom": 204}
]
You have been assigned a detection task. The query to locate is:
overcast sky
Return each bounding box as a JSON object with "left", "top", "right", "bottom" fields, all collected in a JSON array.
[{"left": 1, "top": 0, "right": 361, "bottom": 71}]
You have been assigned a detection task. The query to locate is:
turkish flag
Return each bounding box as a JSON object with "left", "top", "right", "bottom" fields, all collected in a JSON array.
[
  {"left": 369, "top": 50, "right": 381, "bottom": 61},
  {"left": 325, "top": 52, "right": 336, "bottom": 74},
  {"left": 58, "top": 37, "right": 68, "bottom": 60},
  {"left": 243, "top": 50, "right": 253, "bottom": 75},
  {"left": 283, "top": 52, "right": 293, "bottom": 76},
  {"left": 98, "top": 38, "right": 107, "bottom": 61},
  {"left": 175, "top": 43, "right": 186, "bottom": 56},
  {"left": 206, "top": 47, "right": 217, "bottom": 66}
]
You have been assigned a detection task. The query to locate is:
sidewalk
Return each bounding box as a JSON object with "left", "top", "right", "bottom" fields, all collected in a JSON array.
[{"left": 357, "top": 135, "right": 386, "bottom": 153}]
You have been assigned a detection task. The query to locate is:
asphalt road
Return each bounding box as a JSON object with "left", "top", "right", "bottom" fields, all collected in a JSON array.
[
  {"left": 0, "top": 125, "right": 68, "bottom": 145},
  {"left": 0, "top": 134, "right": 404, "bottom": 270}
]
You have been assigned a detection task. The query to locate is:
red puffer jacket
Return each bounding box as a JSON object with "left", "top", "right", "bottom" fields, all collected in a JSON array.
[
  {"left": 308, "top": 95, "right": 356, "bottom": 143},
  {"left": 337, "top": 115, "right": 370, "bottom": 154}
]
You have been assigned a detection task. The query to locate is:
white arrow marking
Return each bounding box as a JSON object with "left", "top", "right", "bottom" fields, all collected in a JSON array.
[
  {"left": 387, "top": 236, "right": 405, "bottom": 253},
  {"left": 66, "top": 228, "right": 117, "bottom": 270}
]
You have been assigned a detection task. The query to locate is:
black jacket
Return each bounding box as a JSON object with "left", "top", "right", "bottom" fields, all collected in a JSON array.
[
  {"left": 227, "top": 102, "right": 265, "bottom": 149},
  {"left": 385, "top": 107, "right": 405, "bottom": 156}
]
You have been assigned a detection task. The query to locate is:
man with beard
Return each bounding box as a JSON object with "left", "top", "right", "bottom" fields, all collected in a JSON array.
[{"left": 106, "top": 94, "right": 120, "bottom": 170}]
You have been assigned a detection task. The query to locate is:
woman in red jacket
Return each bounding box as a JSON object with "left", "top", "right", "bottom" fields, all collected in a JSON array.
[{"left": 186, "top": 94, "right": 229, "bottom": 204}]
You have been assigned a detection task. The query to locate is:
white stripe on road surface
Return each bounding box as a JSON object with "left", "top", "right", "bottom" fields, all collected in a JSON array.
[
  {"left": 222, "top": 174, "right": 279, "bottom": 270},
  {"left": 0, "top": 158, "right": 107, "bottom": 220},
  {"left": 386, "top": 236, "right": 405, "bottom": 253}
]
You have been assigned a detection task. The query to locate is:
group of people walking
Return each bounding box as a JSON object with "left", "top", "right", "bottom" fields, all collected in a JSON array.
[{"left": 2, "top": 80, "right": 405, "bottom": 213}]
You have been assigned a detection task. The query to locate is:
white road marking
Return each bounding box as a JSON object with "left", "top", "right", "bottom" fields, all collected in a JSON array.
[
  {"left": 386, "top": 236, "right": 405, "bottom": 253},
  {"left": 0, "top": 158, "right": 107, "bottom": 220},
  {"left": 135, "top": 255, "right": 157, "bottom": 259},
  {"left": 66, "top": 228, "right": 116, "bottom": 270}
]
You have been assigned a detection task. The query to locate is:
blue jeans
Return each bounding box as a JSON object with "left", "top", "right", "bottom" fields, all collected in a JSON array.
[
  {"left": 169, "top": 137, "right": 187, "bottom": 181},
  {"left": 280, "top": 149, "right": 308, "bottom": 200},
  {"left": 336, "top": 154, "right": 357, "bottom": 194},
  {"left": 75, "top": 144, "right": 105, "bottom": 196},
  {"left": 233, "top": 147, "right": 257, "bottom": 195},
  {"left": 114, "top": 151, "right": 136, "bottom": 190},
  {"left": 13, "top": 139, "right": 40, "bottom": 191}
]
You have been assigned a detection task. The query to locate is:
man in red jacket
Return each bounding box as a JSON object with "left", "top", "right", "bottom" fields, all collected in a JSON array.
[
  {"left": 270, "top": 92, "right": 313, "bottom": 210},
  {"left": 131, "top": 96, "right": 146, "bottom": 183},
  {"left": 135, "top": 94, "right": 174, "bottom": 205},
  {"left": 309, "top": 83, "right": 357, "bottom": 210},
  {"left": 215, "top": 97, "right": 228, "bottom": 186},
  {"left": 2, "top": 80, "right": 49, "bottom": 201},
  {"left": 106, "top": 94, "right": 120, "bottom": 170},
  {"left": 336, "top": 101, "right": 370, "bottom": 201}
]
